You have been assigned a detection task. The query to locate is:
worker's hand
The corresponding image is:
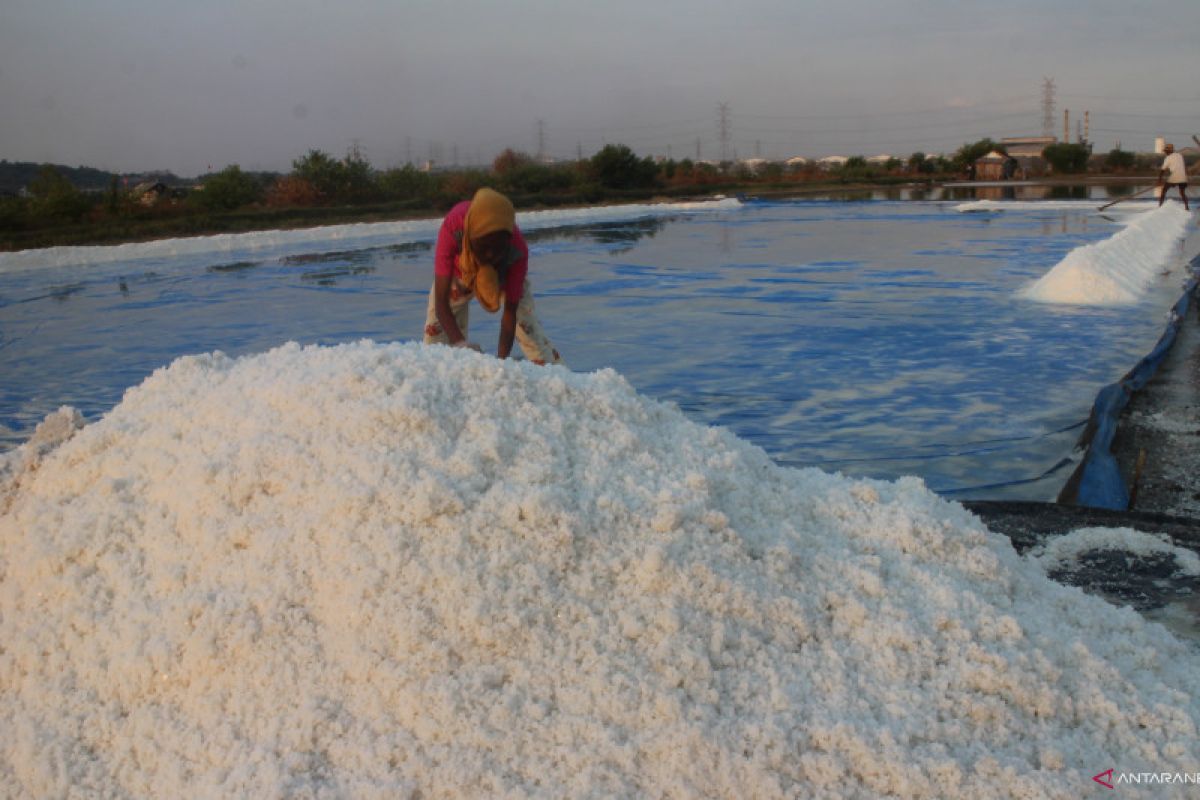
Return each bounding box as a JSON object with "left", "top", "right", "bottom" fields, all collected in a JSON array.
[{"left": 452, "top": 339, "right": 483, "bottom": 353}]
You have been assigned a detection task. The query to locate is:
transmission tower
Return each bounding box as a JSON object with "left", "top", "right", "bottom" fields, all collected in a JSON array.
[
  {"left": 717, "top": 102, "right": 731, "bottom": 164},
  {"left": 1041, "top": 77, "right": 1056, "bottom": 139},
  {"left": 536, "top": 118, "right": 546, "bottom": 161}
]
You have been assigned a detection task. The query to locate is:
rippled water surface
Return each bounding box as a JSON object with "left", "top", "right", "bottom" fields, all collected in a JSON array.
[{"left": 0, "top": 199, "right": 1189, "bottom": 499}]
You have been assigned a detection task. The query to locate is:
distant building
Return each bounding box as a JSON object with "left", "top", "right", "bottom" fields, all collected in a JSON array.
[
  {"left": 1000, "top": 136, "right": 1056, "bottom": 158},
  {"left": 817, "top": 155, "right": 848, "bottom": 169},
  {"left": 973, "top": 151, "right": 1008, "bottom": 181},
  {"left": 785, "top": 156, "right": 809, "bottom": 169},
  {"left": 131, "top": 181, "right": 169, "bottom": 207},
  {"left": 738, "top": 158, "right": 769, "bottom": 174},
  {"left": 865, "top": 154, "right": 894, "bottom": 166},
  {"left": 995, "top": 136, "right": 1055, "bottom": 177}
]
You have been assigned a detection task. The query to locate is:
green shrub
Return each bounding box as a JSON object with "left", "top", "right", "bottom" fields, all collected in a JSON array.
[
  {"left": 953, "top": 139, "right": 1004, "bottom": 170},
  {"left": 191, "top": 165, "right": 263, "bottom": 211},
  {"left": 589, "top": 144, "right": 658, "bottom": 190},
  {"left": 1042, "top": 143, "right": 1090, "bottom": 174},
  {"left": 28, "top": 165, "right": 92, "bottom": 222},
  {"left": 1104, "top": 148, "right": 1136, "bottom": 171},
  {"left": 291, "top": 150, "right": 341, "bottom": 199},
  {"left": 378, "top": 165, "right": 439, "bottom": 204},
  {"left": 0, "top": 196, "right": 28, "bottom": 231},
  {"left": 908, "top": 152, "right": 936, "bottom": 174},
  {"left": 338, "top": 152, "right": 379, "bottom": 203}
]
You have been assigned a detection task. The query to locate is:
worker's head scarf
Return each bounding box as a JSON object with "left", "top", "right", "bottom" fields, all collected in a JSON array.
[{"left": 459, "top": 188, "right": 515, "bottom": 313}]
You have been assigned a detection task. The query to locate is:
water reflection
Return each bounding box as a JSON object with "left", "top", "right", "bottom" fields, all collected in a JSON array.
[
  {"left": 279, "top": 244, "right": 424, "bottom": 285},
  {"left": 796, "top": 183, "right": 1159, "bottom": 203},
  {"left": 389, "top": 241, "right": 433, "bottom": 253},
  {"left": 283, "top": 248, "right": 380, "bottom": 267},
  {"left": 525, "top": 218, "right": 666, "bottom": 253},
  {"left": 1046, "top": 185, "right": 1090, "bottom": 200},
  {"left": 208, "top": 261, "right": 260, "bottom": 274},
  {"left": 301, "top": 265, "right": 375, "bottom": 285},
  {"left": 831, "top": 190, "right": 876, "bottom": 202},
  {"left": 35, "top": 284, "right": 86, "bottom": 303}
]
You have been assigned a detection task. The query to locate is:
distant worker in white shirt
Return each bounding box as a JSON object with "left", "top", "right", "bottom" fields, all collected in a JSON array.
[{"left": 1157, "top": 143, "right": 1189, "bottom": 211}]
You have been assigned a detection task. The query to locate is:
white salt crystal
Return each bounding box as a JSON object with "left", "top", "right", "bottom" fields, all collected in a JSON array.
[{"left": 1, "top": 341, "right": 1196, "bottom": 798}]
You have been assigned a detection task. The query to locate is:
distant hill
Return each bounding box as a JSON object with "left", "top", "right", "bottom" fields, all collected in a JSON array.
[{"left": 0, "top": 160, "right": 186, "bottom": 194}]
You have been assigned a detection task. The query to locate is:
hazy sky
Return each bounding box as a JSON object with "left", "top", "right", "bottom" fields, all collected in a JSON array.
[{"left": 2, "top": 0, "right": 1198, "bottom": 176}]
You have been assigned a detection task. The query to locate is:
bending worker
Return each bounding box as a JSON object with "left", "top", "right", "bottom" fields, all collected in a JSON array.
[{"left": 422, "top": 187, "right": 564, "bottom": 365}]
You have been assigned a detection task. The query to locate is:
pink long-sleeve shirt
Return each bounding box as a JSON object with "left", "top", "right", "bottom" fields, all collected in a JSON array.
[{"left": 434, "top": 200, "right": 529, "bottom": 304}]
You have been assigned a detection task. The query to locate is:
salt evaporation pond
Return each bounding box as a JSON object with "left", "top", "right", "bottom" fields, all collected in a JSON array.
[
  {"left": 2, "top": 198, "right": 1199, "bottom": 797},
  {"left": 1, "top": 198, "right": 1196, "bottom": 500}
]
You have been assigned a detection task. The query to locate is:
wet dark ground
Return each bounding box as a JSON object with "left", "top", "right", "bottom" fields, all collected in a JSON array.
[
  {"left": 1110, "top": 279, "right": 1200, "bottom": 520},
  {"left": 963, "top": 501, "right": 1200, "bottom": 626},
  {"left": 964, "top": 277, "right": 1200, "bottom": 641}
]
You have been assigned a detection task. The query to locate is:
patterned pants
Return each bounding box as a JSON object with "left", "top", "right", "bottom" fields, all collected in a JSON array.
[{"left": 423, "top": 278, "right": 565, "bottom": 366}]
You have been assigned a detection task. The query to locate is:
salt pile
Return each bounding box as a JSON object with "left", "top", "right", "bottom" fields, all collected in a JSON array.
[
  {"left": 1019, "top": 204, "right": 1194, "bottom": 305},
  {"left": 954, "top": 200, "right": 1112, "bottom": 212},
  {"left": 1, "top": 341, "right": 1197, "bottom": 798},
  {"left": 1028, "top": 527, "right": 1200, "bottom": 580}
]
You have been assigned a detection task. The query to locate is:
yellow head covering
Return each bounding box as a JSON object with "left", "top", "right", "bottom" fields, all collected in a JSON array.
[{"left": 459, "top": 188, "right": 515, "bottom": 313}]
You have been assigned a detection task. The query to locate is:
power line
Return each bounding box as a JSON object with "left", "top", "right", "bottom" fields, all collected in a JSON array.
[
  {"left": 734, "top": 111, "right": 1037, "bottom": 137},
  {"left": 1080, "top": 110, "right": 1200, "bottom": 121},
  {"left": 1061, "top": 93, "right": 1200, "bottom": 103},
  {"left": 736, "top": 98, "right": 1033, "bottom": 122},
  {"left": 552, "top": 116, "right": 711, "bottom": 133},
  {"left": 1092, "top": 126, "right": 1200, "bottom": 136}
]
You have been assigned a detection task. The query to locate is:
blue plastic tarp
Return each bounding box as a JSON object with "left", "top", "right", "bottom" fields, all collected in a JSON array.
[{"left": 1061, "top": 256, "right": 1200, "bottom": 510}]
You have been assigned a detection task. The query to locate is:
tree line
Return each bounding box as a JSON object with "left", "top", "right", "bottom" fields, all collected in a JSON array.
[{"left": 0, "top": 140, "right": 1171, "bottom": 249}]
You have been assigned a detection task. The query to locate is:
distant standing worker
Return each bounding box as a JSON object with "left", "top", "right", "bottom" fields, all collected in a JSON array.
[
  {"left": 1002, "top": 155, "right": 1019, "bottom": 181},
  {"left": 1157, "top": 143, "right": 1189, "bottom": 211},
  {"left": 422, "top": 187, "right": 565, "bottom": 365}
]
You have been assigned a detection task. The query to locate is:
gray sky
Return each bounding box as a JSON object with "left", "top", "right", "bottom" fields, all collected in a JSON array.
[{"left": 2, "top": 0, "right": 1198, "bottom": 176}]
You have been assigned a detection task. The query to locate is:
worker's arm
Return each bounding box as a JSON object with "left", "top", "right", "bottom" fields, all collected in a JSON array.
[
  {"left": 498, "top": 293, "right": 518, "bottom": 359},
  {"left": 434, "top": 274, "right": 479, "bottom": 350}
]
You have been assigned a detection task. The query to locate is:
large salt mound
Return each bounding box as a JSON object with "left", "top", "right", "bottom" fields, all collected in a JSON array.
[
  {"left": 1019, "top": 203, "right": 1193, "bottom": 305},
  {"left": 1, "top": 341, "right": 1197, "bottom": 798}
]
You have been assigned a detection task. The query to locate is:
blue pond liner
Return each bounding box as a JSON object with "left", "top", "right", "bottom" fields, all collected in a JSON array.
[{"left": 1058, "top": 254, "right": 1200, "bottom": 510}]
